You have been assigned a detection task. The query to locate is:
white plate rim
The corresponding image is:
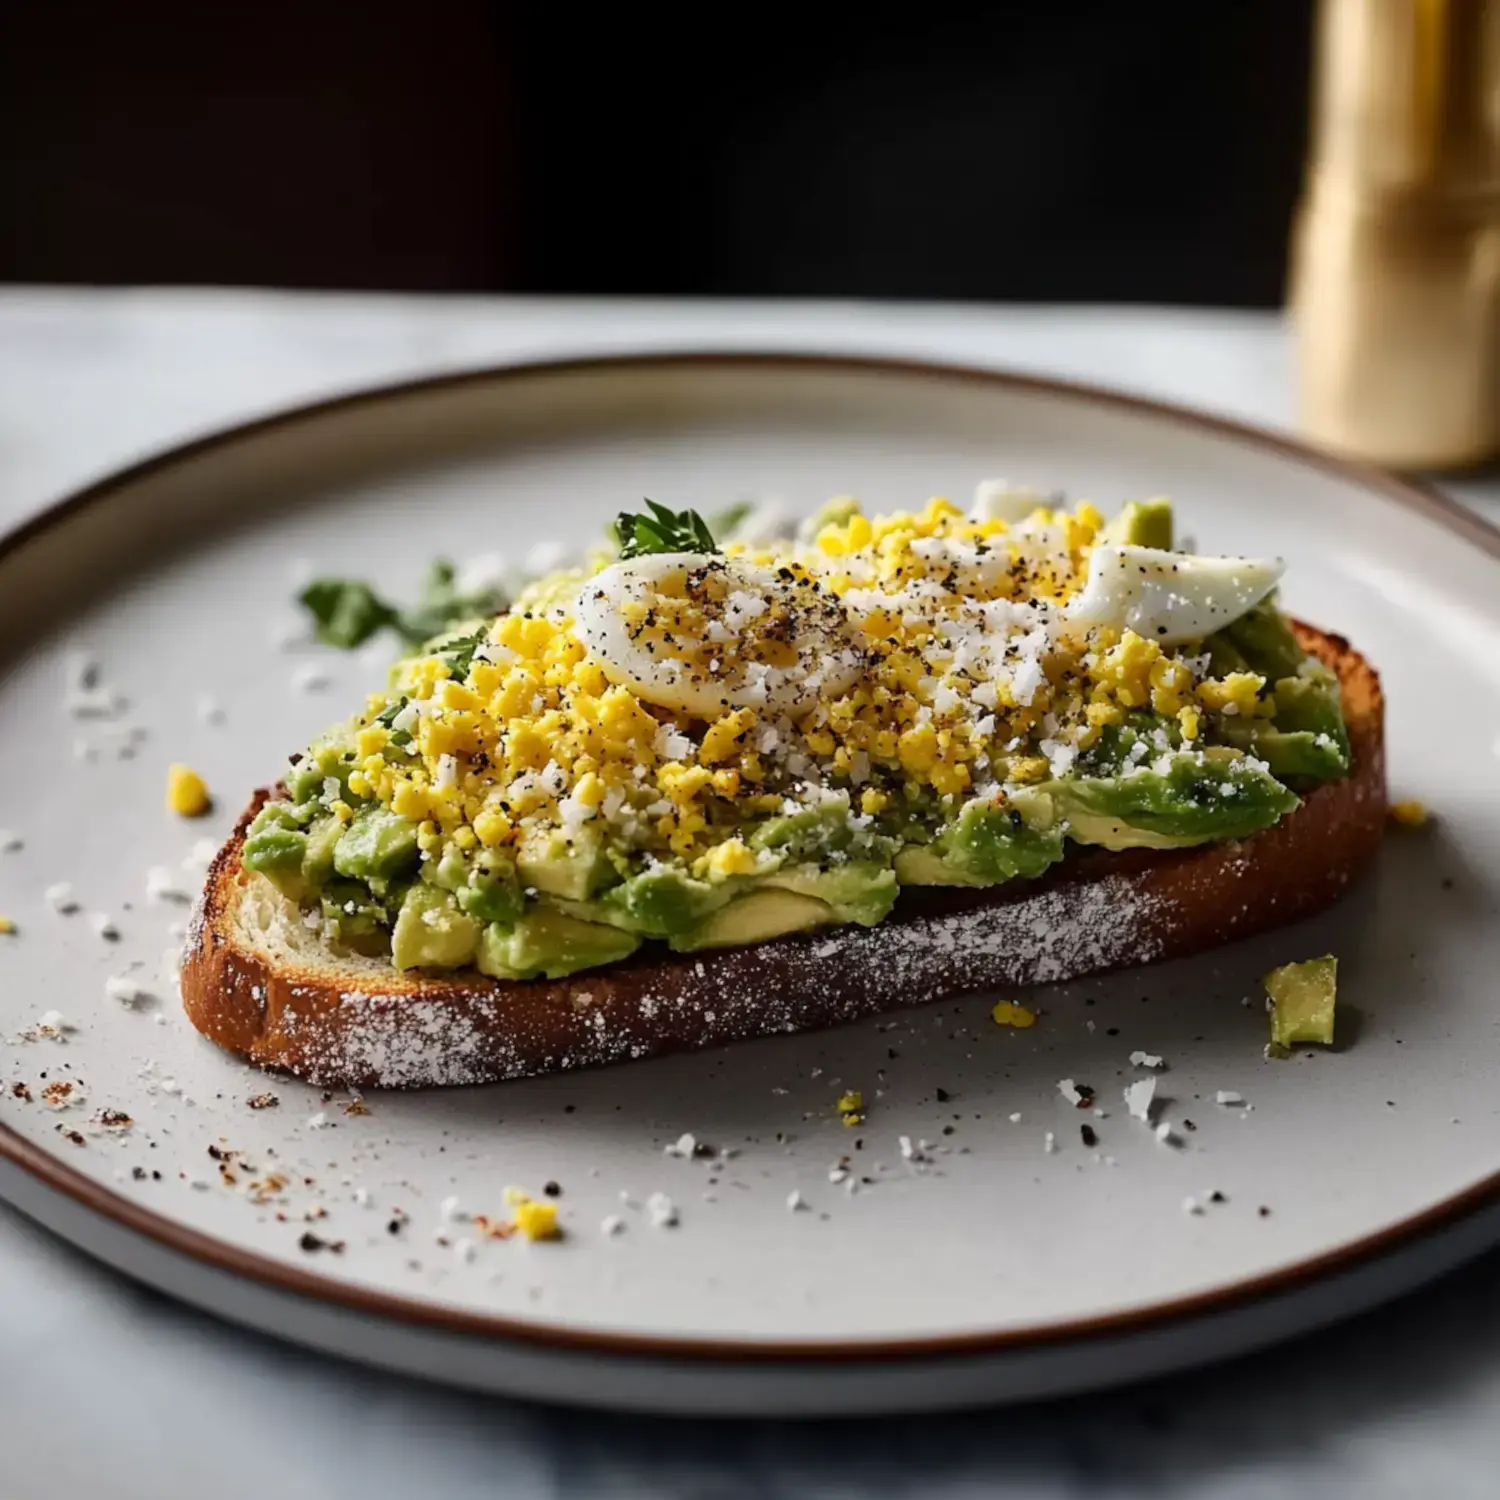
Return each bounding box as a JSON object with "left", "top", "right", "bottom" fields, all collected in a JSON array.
[{"left": 3, "top": 348, "right": 1498, "bottom": 1370}]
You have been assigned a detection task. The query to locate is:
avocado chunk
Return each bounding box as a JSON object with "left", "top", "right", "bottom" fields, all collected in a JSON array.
[
  {"left": 1267, "top": 660, "right": 1350, "bottom": 764},
  {"left": 800, "top": 495, "right": 861, "bottom": 542},
  {"left": 598, "top": 866, "right": 732, "bottom": 938},
  {"left": 476, "top": 909, "right": 639, "bottom": 980},
  {"left": 1218, "top": 726, "right": 1348, "bottom": 783},
  {"left": 671, "top": 888, "right": 835, "bottom": 951},
  {"left": 243, "top": 817, "right": 313, "bottom": 902},
  {"left": 456, "top": 870, "right": 525, "bottom": 926},
  {"left": 894, "top": 844, "right": 972, "bottom": 886},
  {"left": 1207, "top": 594, "right": 1306, "bottom": 682},
  {"left": 517, "top": 826, "right": 608, "bottom": 902},
  {"left": 1101, "top": 496, "right": 1174, "bottom": 550},
  {"left": 319, "top": 878, "right": 392, "bottom": 955},
  {"left": 749, "top": 799, "right": 899, "bottom": 865},
  {"left": 285, "top": 736, "right": 359, "bottom": 808},
  {"left": 763, "top": 861, "right": 898, "bottom": 925},
  {"left": 301, "top": 816, "right": 344, "bottom": 888},
  {"left": 1264, "top": 954, "right": 1337, "bottom": 1051},
  {"left": 1058, "top": 751, "right": 1298, "bottom": 848},
  {"left": 333, "top": 806, "right": 420, "bottom": 881},
  {"left": 391, "top": 883, "right": 481, "bottom": 971},
  {"left": 894, "top": 800, "right": 1065, "bottom": 887},
  {"left": 944, "top": 799, "right": 1066, "bottom": 882}
]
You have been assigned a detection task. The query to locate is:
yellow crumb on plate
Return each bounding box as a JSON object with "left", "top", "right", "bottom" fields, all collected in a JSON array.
[
  {"left": 513, "top": 1198, "right": 561, "bottom": 1241},
  {"left": 991, "top": 1000, "right": 1037, "bottom": 1029},
  {"left": 1388, "top": 799, "right": 1429, "bottom": 828},
  {"left": 836, "top": 1089, "right": 865, "bottom": 1125},
  {"left": 0, "top": 915, "right": 15, "bottom": 934},
  {"left": 166, "top": 763, "right": 212, "bottom": 818}
]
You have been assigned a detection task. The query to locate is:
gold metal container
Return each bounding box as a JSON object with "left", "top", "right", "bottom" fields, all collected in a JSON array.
[{"left": 1290, "top": 0, "right": 1500, "bottom": 469}]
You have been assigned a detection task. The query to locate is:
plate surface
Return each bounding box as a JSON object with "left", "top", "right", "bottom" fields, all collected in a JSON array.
[{"left": 1, "top": 354, "right": 1498, "bottom": 1415}]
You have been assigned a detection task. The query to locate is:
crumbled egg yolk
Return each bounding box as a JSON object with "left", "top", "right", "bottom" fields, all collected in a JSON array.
[
  {"left": 991, "top": 1000, "right": 1037, "bottom": 1028},
  {"left": 0, "top": 915, "right": 15, "bottom": 935},
  {"left": 166, "top": 763, "right": 212, "bottom": 818},
  {"left": 344, "top": 496, "right": 1287, "bottom": 872},
  {"left": 836, "top": 1089, "right": 865, "bottom": 1126},
  {"left": 503, "top": 1188, "right": 562, "bottom": 1241},
  {"left": 1389, "top": 799, "right": 1429, "bottom": 828}
]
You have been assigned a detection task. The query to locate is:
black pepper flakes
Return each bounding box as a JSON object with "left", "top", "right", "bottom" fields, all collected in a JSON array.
[
  {"left": 298, "top": 1232, "right": 345, "bottom": 1254},
  {"left": 542, "top": 1181, "right": 561, "bottom": 1198},
  {"left": 1080, "top": 1124, "right": 1098, "bottom": 1148}
]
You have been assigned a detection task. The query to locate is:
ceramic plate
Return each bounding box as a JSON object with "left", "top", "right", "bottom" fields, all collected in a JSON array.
[{"left": 1, "top": 354, "right": 1498, "bottom": 1417}]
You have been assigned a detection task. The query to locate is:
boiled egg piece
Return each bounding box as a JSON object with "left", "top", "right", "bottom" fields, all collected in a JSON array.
[
  {"left": 571, "top": 553, "right": 863, "bottom": 717},
  {"left": 1065, "top": 544, "right": 1284, "bottom": 645},
  {"left": 970, "top": 479, "right": 1051, "bottom": 526}
]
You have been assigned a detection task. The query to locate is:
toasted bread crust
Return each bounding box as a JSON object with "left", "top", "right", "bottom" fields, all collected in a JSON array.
[{"left": 181, "top": 625, "right": 1385, "bottom": 1088}]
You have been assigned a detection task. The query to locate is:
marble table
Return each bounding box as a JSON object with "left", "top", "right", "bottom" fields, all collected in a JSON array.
[{"left": 3, "top": 288, "right": 1499, "bottom": 1499}]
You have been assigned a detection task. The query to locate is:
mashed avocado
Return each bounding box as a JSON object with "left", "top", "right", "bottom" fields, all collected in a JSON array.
[{"left": 250, "top": 494, "right": 1353, "bottom": 978}]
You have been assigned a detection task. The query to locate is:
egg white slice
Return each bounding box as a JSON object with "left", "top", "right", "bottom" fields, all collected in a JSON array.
[
  {"left": 571, "top": 553, "right": 863, "bottom": 717},
  {"left": 1065, "top": 545, "right": 1285, "bottom": 645},
  {"left": 970, "top": 478, "right": 1052, "bottom": 525}
]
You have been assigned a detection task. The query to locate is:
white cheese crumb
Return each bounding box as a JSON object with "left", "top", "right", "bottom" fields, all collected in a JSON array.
[
  {"left": 898, "top": 1135, "right": 915, "bottom": 1160},
  {"left": 37, "top": 1009, "right": 74, "bottom": 1034},
  {"left": 104, "top": 974, "right": 151, "bottom": 1007},
  {"left": 646, "top": 1191, "right": 678, "bottom": 1228},
  {"left": 1129, "top": 1051, "right": 1166, "bottom": 1069},
  {"left": 439, "top": 1195, "right": 466, "bottom": 1223},
  {"left": 454, "top": 552, "right": 509, "bottom": 596},
  {"left": 524, "top": 539, "right": 568, "bottom": 575},
  {"left": 1056, "top": 1078, "right": 1084, "bottom": 1106},
  {"left": 159, "top": 1077, "right": 181, "bottom": 1096},
  {"left": 44, "top": 882, "right": 79, "bottom": 914},
  {"left": 146, "top": 866, "right": 192, "bottom": 903},
  {"left": 1154, "top": 1121, "right": 1182, "bottom": 1148},
  {"left": 89, "top": 912, "right": 119, "bottom": 941},
  {"left": 290, "top": 663, "right": 332, "bottom": 694},
  {"left": 600, "top": 1214, "right": 625, "bottom": 1236},
  {"left": 1124, "top": 1077, "right": 1157, "bottom": 1122},
  {"left": 453, "top": 1237, "right": 479, "bottom": 1264},
  {"left": 1008, "top": 1112, "right": 1022, "bottom": 1124},
  {"left": 354, "top": 1187, "right": 372, "bottom": 1207},
  {"left": 786, "top": 1190, "right": 806, "bottom": 1212},
  {"left": 1183, "top": 1194, "right": 1206, "bottom": 1216},
  {"left": 182, "top": 838, "right": 220, "bottom": 874},
  {"left": 1215, "top": 1090, "right": 1246, "bottom": 1107},
  {"left": 1044, "top": 1131, "right": 1057, "bottom": 1154},
  {"left": 307, "top": 1111, "right": 330, "bottom": 1130},
  {"left": 663, "top": 1132, "right": 698, "bottom": 1159}
]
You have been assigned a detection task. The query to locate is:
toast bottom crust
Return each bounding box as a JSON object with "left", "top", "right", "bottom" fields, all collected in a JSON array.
[{"left": 181, "top": 625, "right": 1386, "bottom": 1088}]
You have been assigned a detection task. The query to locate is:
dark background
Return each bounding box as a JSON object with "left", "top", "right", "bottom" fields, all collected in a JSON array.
[{"left": 0, "top": 3, "right": 1312, "bottom": 306}]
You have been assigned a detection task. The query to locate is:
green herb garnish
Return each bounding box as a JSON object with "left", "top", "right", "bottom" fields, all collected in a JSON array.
[
  {"left": 613, "top": 500, "right": 720, "bottom": 560},
  {"left": 436, "top": 628, "right": 488, "bottom": 683},
  {"left": 299, "top": 580, "right": 398, "bottom": 651},
  {"left": 300, "top": 559, "right": 509, "bottom": 651}
]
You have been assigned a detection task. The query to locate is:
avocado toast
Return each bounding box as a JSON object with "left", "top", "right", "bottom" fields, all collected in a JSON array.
[{"left": 183, "top": 490, "right": 1386, "bottom": 1086}]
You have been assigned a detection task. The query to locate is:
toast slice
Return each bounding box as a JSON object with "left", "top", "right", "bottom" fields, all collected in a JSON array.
[{"left": 181, "top": 624, "right": 1385, "bottom": 1088}]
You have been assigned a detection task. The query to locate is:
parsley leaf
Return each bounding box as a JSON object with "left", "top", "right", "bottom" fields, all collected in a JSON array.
[
  {"left": 299, "top": 559, "right": 510, "bottom": 652},
  {"left": 299, "top": 580, "right": 399, "bottom": 650},
  {"left": 614, "top": 500, "right": 720, "bottom": 560},
  {"left": 436, "top": 628, "right": 488, "bottom": 683},
  {"left": 374, "top": 696, "right": 413, "bottom": 747}
]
